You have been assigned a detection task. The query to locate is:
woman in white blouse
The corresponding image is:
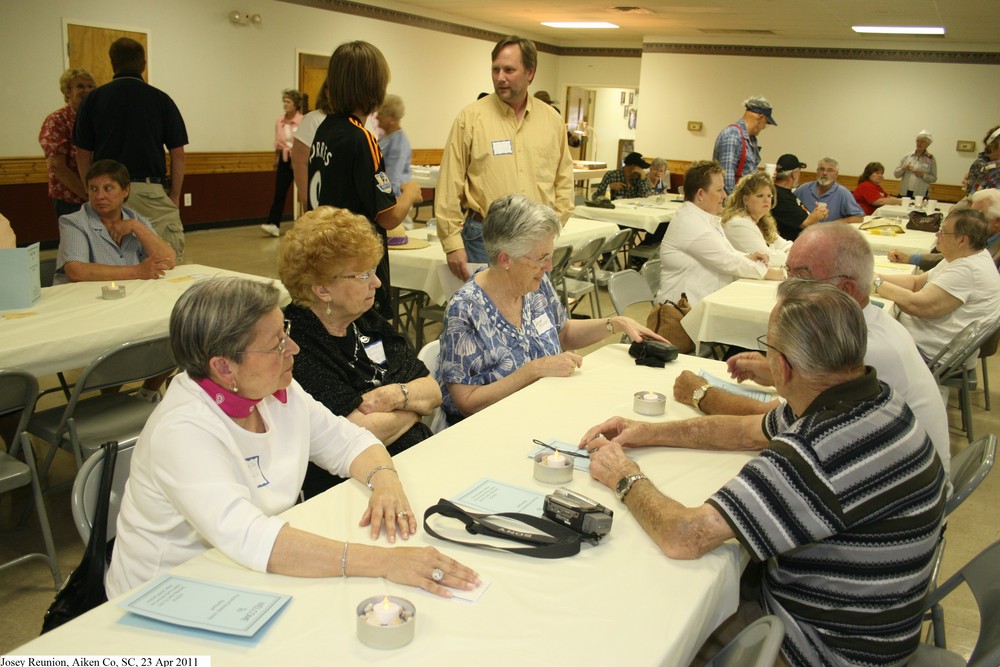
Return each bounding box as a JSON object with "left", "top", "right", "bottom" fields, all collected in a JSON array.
[
  {"left": 656, "top": 161, "right": 783, "bottom": 307},
  {"left": 721, "top": 172, "right": 792, "bottom": 267}
]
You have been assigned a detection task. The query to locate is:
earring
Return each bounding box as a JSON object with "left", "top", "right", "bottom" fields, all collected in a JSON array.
[
  {"left": 230, "top": 384, "right": 238, "bottom": 393},
  {"left": 325, "top": 301, "right": 331, "bottom": 316}
]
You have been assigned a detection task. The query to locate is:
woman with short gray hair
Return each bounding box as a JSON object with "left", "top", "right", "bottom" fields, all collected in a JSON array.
[
  {"left": 107, "top": 276, "right": 480, "bottom": 600},
  {"left": 438, "top": 194, "right": 663, "bottom": 424}
]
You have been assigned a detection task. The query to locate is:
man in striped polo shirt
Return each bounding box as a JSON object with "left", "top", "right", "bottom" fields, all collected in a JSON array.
[{"left": 581, "top": 280, "right": 945, "bottom": 667}]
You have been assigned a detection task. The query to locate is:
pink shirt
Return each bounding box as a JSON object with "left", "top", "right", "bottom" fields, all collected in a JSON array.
[{"left": 273, "top": 112, "right": 303, "bottom": 161}]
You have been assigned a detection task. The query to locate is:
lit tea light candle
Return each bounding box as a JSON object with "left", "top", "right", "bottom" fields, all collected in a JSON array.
[
  {"left": 101, "top": 282, "right": 126, "bottom": 300},
  {"left": 545, "top": 449, "right": 568, "bottom": 467},
  {"left": 371, "top": 595, "right": 401, "bottom": 626}
]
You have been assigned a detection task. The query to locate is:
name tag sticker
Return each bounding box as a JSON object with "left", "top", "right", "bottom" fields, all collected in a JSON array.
[
  {"left": 533, "top": 313, "right": 554, "bottom": 335},
  {"left": 364, "top": 340, "right": 388, "bottom": 365},
  {"left": 492, "top": 140, "right": 513, "bottom": 156},
  {"left": 245, "top": 455, "right": 269, "bottom": 488}
]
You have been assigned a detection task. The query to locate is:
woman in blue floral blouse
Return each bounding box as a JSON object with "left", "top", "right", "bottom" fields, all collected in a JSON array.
[{"left": 438, "top": 194, "right": 664, "bottom": 424}]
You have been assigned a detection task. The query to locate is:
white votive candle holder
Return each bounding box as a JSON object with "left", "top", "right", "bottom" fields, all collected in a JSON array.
[
  {"left": 101, "top": 283, "right": 126, "bottom": 300},
  {"left": 633, "top": 391, "right": 666, "bottom": 416},
  {"left": 533, "top": 450, "right": 573, "bottom": 484},
  {"left": 357, "top": 595, "right": 415, "bottom": 649}
]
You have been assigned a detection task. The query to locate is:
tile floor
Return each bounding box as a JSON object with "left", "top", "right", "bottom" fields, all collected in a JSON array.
[{"left": 1, "top": 222, "right": 997, "bottom": 659}]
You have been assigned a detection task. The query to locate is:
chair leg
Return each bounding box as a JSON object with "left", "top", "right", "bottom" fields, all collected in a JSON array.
[
  {"left": 961, "top": 373, "right": 974, "bottom": 441},
  {"left": 21, "top": 435, "right": 63, "bottom": 588},
  {"left": 930, "top": 602, "right": 946, "bottom": 648},
  {"left": 982, "top": 357, "right": 991, "bottom": 411}
]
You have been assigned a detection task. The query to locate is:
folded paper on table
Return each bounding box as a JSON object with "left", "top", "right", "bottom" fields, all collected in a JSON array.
[
  {"left": 697, "top": 370, "right": 773, "bottom": 404},
  {"left": 118, "top": 575, "right": 291, "bottom": 639},
  {"left": 450, "top": 478, "right": 546, "bottom": 517}
]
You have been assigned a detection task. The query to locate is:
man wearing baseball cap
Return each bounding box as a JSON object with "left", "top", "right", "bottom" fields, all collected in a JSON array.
[
  {"left": 713, "top": 96, "right": 776, "bottom": 194},
  {"left": 593, "top": 151, "right": 653, "bottom": 200},
  {"left": 772, "top": 154, "right": 828, "bottom": 241}
]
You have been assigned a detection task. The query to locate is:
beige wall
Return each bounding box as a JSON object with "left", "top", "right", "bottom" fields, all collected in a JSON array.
[{"left": 636, "top": 50, "right": 1000, "bottom": 185}]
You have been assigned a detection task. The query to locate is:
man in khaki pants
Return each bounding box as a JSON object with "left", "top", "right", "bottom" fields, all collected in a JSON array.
[{"left": 74, "top": 37, "right": 187, "bottom": 260}]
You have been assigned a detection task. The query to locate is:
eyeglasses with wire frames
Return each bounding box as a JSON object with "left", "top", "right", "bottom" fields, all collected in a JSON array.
[
  {"left": 782, "top": 265, "right": 850, "bottom": 284},
  {"left": 756, "top": 333, "right": 793, "bottom": 370},
  {"left": 336, "top": 267, "right": 379, "bottom": 282},
  {"left": 521, "top": 252, "right": 554, "bottom": 267},
  {"left": 243, "top": 319, "right": 292, "bottom": 355}
]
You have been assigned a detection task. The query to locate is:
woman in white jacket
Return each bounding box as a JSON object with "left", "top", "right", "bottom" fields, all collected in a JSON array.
[{"left": 721, "top": 171, "right": 792, "bottom": 268}]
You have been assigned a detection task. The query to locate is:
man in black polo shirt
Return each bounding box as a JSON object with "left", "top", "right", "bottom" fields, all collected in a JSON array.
[
  {"left": 772, "top": 153, "right": 826, "bottom": 241},
  {"left": 74, "top": 38, "right": 188, "bottom": 260}
]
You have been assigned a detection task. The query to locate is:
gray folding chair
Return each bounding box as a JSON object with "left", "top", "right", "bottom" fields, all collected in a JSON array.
[
  {"left": 28, "top": 333, "right": 175, "bottom": 479},
  {"left": 0, "top": 371, "right": 62, "bottom": 588},
  {"left": 71, "top": 436, "right": 138, "bottom": 545},
  {"left": 927, "top": 318, "right": 1000, "bottom": 441},
  {"left": 640, "top": 257, "right": 661, "bottom": 296},
  {"left": 922, "top": 433, "right": 996, "bottom": 648},
  {"left": 416, "top": 341, "right": 447, "bottom": 434},
  {"left": 911, "top": 540, "right": 1000, "bottom": 667},
  {"left": 704, "top": 614, "right": 785, "bottom": 667},
  {"left": 977, "top": 326, "right": 1000, "bottom": 410},
  {"left": 607, "top": 269, "right": 654, "bottom": 317},
  {"left": 592, "top": 228, "right": 633, "bottom": 286},
  {"left": 561, "top": 236, "right": 606, "bottom": 317}
]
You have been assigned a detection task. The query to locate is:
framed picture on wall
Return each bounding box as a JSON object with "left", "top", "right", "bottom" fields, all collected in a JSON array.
[
  {"left": 628, "top": 108, "right": 637, "bottom": 130},
  {"left": 618, "top": 139, "right": 635, "bottom": 167}
]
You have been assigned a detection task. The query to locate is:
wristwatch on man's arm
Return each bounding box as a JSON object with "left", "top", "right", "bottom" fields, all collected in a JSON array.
[
  {"left": 692, "top": 384, "right": 712, "bottom": 413},
  {"left": 616, "top": 473, "right": 649, "bottom": 502}
]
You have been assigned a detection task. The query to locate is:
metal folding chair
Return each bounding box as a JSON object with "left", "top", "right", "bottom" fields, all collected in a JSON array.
[
  {"left": 0, "top": 371, "right": 62, "bottom": 588},
  {"left": 926, "top": 317, "right": 1000, "bottom": 441},
  {"left": 71, "top": 436, "right": 138, "bottom": 545},
  {"left": 28, "top": 334, "right": 175, "bottom": 480},
  {"left": 704, "top": 615, "right": 785, "bottom": 667}
]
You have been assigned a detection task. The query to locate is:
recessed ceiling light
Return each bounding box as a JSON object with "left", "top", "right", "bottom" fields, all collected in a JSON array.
[
  {"left": 852, "top": 26, "right": 945, "bottom": 35},
  {"left": 541, "top": 21, "right": 620, "bottom": 29}
]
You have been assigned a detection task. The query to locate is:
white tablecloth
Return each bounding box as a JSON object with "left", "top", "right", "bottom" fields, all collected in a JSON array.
[
  {"left": 0, "top": 264, "right": 287, "bottom": 378},
  {"left": 860, "top": 218, "right": 940, "bottom": 256},
  {"left": 410, "top": 165, "right": 440, "bottom": 189},
  {"left": 572, "top": 195, "right": 682, "bottom": 233},
  {"left": 12, "top": 346, "right": 753, "bottom": 666},
  {"left": 875, "top": 203, "right": 951, "bottom": 219},
  {"left": 681, "top": 272, "right": 909, "bottom": 355},
  {"left": 389, "top": 217, "right": 619, "bottom": 304}
]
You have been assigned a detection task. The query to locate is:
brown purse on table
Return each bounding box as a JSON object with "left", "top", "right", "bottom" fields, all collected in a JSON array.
[
  {"left": 906, "top": 211, "right": 943, "bottom": 233},
  {"left": 646, "top": 293, "right": 694, "bottom": 354}
]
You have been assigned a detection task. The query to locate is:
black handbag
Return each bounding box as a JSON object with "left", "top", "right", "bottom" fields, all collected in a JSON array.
[
  {"left": 41, "top": 441, "right": 118, "bottom": 633},
  {"left": 907, "top": 211, "right": 943, "bottom": 233}
]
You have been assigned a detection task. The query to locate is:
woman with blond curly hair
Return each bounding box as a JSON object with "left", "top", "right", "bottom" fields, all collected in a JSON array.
[
  {"left": 721, "top": 171, "right": 792, "bottom": 267},
  {"left": 279, "top": 206, "right": 440, "bottom": 498}
]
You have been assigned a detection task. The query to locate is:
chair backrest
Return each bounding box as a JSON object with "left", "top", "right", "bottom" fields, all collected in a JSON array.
[
  {"left": 607, "top": 269, "right": 654, "bottom": 316},
  {"left": 71, "top": 436, "right": 138, "bottom": 545},
  {"left": 416, "top": 340, "right": 447, "bottom": 434},
  {"left": 0, "top": 370, "right": 39, "bottom": 458},
  {"left": 38, "top": 256, "right": 57, "bottom": 288},
  {"left": 923, "top": 539, "right": 1000, "bottom": 667},
  {"left": 927, "top": 318, "right": 1000, "bottom": 380},
  {"left": 569, "top": 236, "right": 606, "bottom": 268},
  {"left": 50, "top": 334, "right": 176, "bottom": 440},
  {"left": 640, "top": 258, "right": 661, "bottom": 295},
  {"left": 549, "top": 244, "right": 575, "bottom": 304},
  {"left": 598, "top": 228, "right": 633, "bottom": 268},
  {"left": 704, "top": 614, "right": 785, "bottom": 667},
  {"left": 979, "top": 324, "right": 1000, "bottom": 359},
  {"left": 946, "top": 433, "right": 996, "bottom": 516}
]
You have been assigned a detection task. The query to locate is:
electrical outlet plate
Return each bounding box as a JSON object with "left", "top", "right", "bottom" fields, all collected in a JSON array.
[
  {"left": 687, "top": 121, "right": 703, "bottom": 132},
  {"left": 956, "top": 140, "right": 976, "bottom": 152},
  {"left": 183, "top": 193, "right": 192, "bottom": 206}
]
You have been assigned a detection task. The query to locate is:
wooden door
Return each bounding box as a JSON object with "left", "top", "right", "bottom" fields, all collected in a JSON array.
[
  {"left": 67, "top": 24, "right": 148, "bottom": 85},
  {"left": 298, "top": 53, "right": 329, "bottom": 112}
]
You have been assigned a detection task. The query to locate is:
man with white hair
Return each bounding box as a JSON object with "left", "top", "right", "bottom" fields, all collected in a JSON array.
[
  {"left": 794, "top": 157, "right": 864, "bottom": 224},
  {"left": 895, "top": 130, "right": 937, "bottom": 198},
  {"left": 889, "top": 188, "right": 1000, "bottom": 270},
  {"left": 713, "top": 96, "right": 776, "bottom": 194}
]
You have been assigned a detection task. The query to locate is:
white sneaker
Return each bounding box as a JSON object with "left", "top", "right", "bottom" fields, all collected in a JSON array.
[{"left": 261, "top": 224, "right": 280, "bottom": 237}]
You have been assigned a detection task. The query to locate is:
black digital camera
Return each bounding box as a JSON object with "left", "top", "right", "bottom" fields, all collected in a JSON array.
[{"left": 543, "top": 488, "right": 613, "bottom": 544}]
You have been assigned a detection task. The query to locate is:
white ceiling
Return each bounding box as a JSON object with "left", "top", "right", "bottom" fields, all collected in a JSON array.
[{"left": 359, "top": 0, "right": 1000, "bottom": 50}]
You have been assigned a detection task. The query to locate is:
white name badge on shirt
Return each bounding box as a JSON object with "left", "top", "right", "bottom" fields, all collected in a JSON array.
[
  {"left": 532, "top": 312, "right": 554, "bottom": 335},
  {"left": 245, "top": 455, "right": 270, "bottom": 488},
  {"left": 492, "top": 140, "right": 513, "bottom": 156},
  {"left": 363, "top": 340, "right": 388, "bottom": 365}
]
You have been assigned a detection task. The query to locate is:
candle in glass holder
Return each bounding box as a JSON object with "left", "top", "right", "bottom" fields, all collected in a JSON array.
[
  {"left": 545, "top": 449, "right": 568, "bottom": 467},
  {"left": 101, "top": 282, "right": 126, "bottom": 300},
  {"left": 371, "top": 595, "right": 402, "bottom": 626}
]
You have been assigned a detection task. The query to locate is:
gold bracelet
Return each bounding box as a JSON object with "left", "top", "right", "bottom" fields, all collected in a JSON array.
[
  {"left": 341, "top": 541, "right": 349, "bottom": 577},
  {"left": 365, "top": 464, "right": 397, "bottom": 490}
]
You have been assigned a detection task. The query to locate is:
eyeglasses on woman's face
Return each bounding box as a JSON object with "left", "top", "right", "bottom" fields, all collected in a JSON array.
[
  {"left": 243, "top": 319, "right": 292, "bottom": 355},
  {"left": 337, "top": 268, "right": 379, "bottom": 282}
]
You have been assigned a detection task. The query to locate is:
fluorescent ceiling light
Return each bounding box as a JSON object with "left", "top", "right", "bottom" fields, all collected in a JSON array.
[
  {"left": 541, "top": 21, "right": 620, "bottom": 29},
  {"left": 852, "top": 26, "right": 945, "bottom": 35}
]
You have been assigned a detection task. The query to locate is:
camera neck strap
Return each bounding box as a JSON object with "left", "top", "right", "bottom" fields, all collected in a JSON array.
[{"left": 422, "top": 499, "right": 582, "bottom": 559}]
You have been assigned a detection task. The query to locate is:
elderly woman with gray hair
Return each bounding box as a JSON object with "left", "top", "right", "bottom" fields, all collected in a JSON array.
[
  {"left": 894, "top": 130, "right": 937, "bottom": 198},
  {"left": 106, "top": 276, "right": 480, "bottom": 599},
  {"left": 438, "top": 194, "right": 663, "bottom": 424}
]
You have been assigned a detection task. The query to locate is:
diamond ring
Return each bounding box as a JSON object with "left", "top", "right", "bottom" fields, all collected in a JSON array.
[
  {"left": 431, "top": 568, "right": 444, "bottom": 582},
  {"left": 397, "top": 510, "right": 408, "bottom": 517}
]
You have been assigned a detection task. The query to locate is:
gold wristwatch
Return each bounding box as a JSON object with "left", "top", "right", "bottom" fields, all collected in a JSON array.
[{"left": 692, "top": 384, "right": 712, "bottom": 413}]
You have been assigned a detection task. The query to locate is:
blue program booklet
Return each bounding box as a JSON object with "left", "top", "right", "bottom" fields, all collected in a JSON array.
[{"left": 118, "top": 575, "right": 291, "bottom": 638}]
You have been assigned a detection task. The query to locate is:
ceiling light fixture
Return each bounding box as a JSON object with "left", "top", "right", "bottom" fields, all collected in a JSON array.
[
  {"left": 852, "top": 26, "right": 945, "bottom": 35},
  {"left": 541, "top": 22, "right": 620, "bottom": 29}
]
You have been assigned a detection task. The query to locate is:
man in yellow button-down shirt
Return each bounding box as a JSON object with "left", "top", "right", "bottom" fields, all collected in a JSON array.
[{"left": 436, "top": 35, "right": 574, "bottom": 280}]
